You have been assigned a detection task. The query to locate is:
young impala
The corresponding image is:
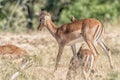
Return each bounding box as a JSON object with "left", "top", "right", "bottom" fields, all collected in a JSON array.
[
  {"left": 37, "top": 10, "right": 113, "bottom": 71},
  {"left": 66, "top": 43, "right": 94, "bottom": 80}
]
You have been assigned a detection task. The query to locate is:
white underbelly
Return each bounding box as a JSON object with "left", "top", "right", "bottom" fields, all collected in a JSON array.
[{"left": 66, "top": 37, "right": 84, "bottom": 46}]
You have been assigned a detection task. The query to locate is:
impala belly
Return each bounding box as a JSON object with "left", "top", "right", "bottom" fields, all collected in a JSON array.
[
  {"left": 65, "top": 30, "right": 84, "bottom": 46},
  {"left": 66, "top": 37, "right": 84, "bottom": 46}
]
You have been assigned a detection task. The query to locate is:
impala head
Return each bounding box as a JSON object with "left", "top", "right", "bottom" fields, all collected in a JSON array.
[{"left": 37, "top": 10, "right": 51, "bottom": 31}]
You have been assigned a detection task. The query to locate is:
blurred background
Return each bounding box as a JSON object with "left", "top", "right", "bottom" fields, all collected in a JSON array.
[
  {"left": 0, "top": 0, "right": 120, "bottom": 32},
  {"left": 0, "top": 0, "right": 120, "bottom": 80}
]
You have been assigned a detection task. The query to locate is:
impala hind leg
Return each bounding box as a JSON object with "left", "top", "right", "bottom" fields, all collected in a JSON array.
[
  {"left": 98, "top": 39, "right": 113, "bottom": 69},
  {"left": 85, "top": 40, "right": 99, "bottom": 72},
  {"left": 54, "top": 44, "right": 65, "bottom": 71},
  {"left": 86, "top": 40, "right": 98, "bottom": 60}
]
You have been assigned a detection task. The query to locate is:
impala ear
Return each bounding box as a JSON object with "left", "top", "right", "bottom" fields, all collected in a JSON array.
[
  {"left": 40, "top": 9, "right": 48, "bottom": 15},
  {"left": 40, "top": 8, "right": 44, "bottom": 15}
]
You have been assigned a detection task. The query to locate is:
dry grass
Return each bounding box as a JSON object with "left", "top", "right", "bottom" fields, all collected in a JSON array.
[{"left": 0, "top": 26, "right": 120, "bottom": 80}]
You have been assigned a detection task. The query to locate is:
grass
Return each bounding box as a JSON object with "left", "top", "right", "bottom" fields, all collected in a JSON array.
[{"left": 0, "top": 25, "right": 120, "bottom": 80}]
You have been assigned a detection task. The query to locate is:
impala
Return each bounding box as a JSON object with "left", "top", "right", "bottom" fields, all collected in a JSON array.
[
  {"left": 37, "top": 10, "right": 113, "bottom": 71},
  {"left": 0, "top": 44, "right": 27, "bottom": 58},
  {"left": 66, "top": 43, "right": 94, "bottom": 80}
]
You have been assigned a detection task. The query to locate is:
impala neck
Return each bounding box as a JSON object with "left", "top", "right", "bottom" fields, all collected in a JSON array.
[{"left": 46, "top": 19, "right": 57, "bottom": 37}]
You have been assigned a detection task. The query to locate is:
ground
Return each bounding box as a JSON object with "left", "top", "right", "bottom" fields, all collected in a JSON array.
[{"left": 0, "top": 26, "right": 120, "bottom": 80}]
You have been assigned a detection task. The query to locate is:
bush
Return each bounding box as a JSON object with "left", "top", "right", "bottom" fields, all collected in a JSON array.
[{"left": 59, "top": 0, "right": 120, "bottom": 23}]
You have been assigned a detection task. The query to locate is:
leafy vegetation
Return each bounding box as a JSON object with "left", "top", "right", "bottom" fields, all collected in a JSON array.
[
  {"left": 60, "top": 0, "right": 120, "bottom": 23},
  {"left": 0, "top": 0, "right": 120, "bottom": 32}
]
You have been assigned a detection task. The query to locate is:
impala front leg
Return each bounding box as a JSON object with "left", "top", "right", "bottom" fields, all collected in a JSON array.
[
  {"left": 54, "top": 44, "right": 65, "bottom": 71},
  {"left": 71, "top": 44, "right": 77, "bottom": 58}
]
